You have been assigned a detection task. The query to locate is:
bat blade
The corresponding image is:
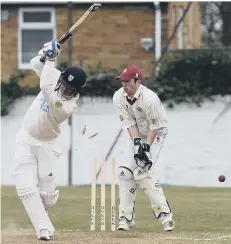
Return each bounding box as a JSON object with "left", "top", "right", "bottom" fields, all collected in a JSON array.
[
  {"left": 59, "top": 3, "right": 101, "bottom": 44},
  {"left": 40, "top": 3, "right": 101, "bottom": 61}
]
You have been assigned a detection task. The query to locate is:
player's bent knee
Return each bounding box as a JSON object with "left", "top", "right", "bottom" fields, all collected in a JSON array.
[
  {"left": 39, "top": 176, "right": 56, "bottom": 193},
  {"left": 118, "top": 166, "right": 134, "bottom": 180},
  {"left": 133, "top": 167, "right": 159, "bottom": 190},
  {"left": 15, "top": 172, "right": 38, "bottom": 198},
  {"left": 133, "top": 167, "right": 150, "bottom": 181}
]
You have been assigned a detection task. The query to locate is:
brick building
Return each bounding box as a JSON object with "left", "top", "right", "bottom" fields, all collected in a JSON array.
[{"left": 1, "top": 2, "right": 200, "bottom": 85}]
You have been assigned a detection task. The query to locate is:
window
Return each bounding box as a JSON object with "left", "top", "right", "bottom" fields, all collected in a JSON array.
[
  {"left": 18, "top": 8, "right": 56, "bottom": 69},
  {"left": 177, "top": 7, "right": 184, "bottom": 49}
]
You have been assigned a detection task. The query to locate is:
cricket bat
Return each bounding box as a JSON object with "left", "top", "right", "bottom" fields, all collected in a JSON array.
[{"left": 40, "top": 3, "right": 101, "bottom": 62}]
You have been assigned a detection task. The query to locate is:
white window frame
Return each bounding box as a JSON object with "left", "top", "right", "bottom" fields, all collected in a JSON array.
[
  {"left": 177, "top": 7, "right": 184, "bottom": 49},
  {"left": 18, "top": 7, "right": 56, "bottom": 69}
]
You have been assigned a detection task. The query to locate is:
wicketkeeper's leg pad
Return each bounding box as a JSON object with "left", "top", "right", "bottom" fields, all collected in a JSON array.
[
  {"left": 133, "top": 167, "right": 171, "bottom": 218},
  {"left": 118, "top": 166, "right": 137, "bottom": 221}
]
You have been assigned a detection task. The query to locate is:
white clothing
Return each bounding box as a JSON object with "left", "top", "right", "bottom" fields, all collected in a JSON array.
[
  {"left": 113, "top": 84, "right": 168, "bottom": 139},
  {"left": 122, "top": 133, "right": 167, "bottom": 172},
  {"left": 14, "top": 134, "right": 57, "bottom": 235},
  {"left": 115, "top": 133, "right": 171, "bottom": 222},
  {"left": 21, "top": 56, "right": 78, "bottom": 143},
  {"left": 14, "top": 55, "right": 78, "bottom": 237},
  {"left": 113, "top": 84, "right": 173, "bottom": 224},
  {"left": 117, "top": 166, "right": 136, "bottom": 221}
]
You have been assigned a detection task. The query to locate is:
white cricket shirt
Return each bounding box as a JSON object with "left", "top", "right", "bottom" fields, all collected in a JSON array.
[
  {"left": 19, "top": 56, "right": 78, "bottom": 144},
  {"left": 113, "top": 84, "right": 168, "bottom": 139}
]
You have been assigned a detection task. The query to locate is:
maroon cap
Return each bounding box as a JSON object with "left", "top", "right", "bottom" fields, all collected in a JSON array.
[{"left": 116, "top": 66, "right": 142, "bottom": 81}]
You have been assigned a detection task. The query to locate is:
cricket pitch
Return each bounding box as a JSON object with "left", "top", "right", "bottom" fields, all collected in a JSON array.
[{"left": 1, "top": 186, "right": 231, "bottom": 244}]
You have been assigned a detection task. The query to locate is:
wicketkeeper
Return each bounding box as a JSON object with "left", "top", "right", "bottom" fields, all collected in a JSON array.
[
  {"left": 14, "top": 40, "right": 87, "bottom": 241},
  {"left": 113, "top": 66, "right": 175, "bottom": 231}
]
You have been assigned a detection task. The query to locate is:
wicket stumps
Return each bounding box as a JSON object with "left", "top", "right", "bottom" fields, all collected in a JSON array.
[{"left": 90, "top": 157, "right": 116, "bottom": 231}]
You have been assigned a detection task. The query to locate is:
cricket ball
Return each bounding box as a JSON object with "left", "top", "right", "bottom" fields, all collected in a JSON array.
[{"left": 218, "top": 175, "right": 226, "bottom": 182}]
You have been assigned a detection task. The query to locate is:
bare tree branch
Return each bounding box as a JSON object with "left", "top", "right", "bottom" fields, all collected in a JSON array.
[{"left": 214, "top": 2, "right": 222, "bottom": 10}]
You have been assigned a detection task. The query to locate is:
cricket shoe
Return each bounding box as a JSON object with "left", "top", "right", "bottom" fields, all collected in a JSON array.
[
  {"left": 37, "top": 229, "right": 52, "bottom": 241},
  {"left": 117, "top": 218, "right": 136, "bottom": 231},
  {"left": 163, "top": 220, "right": 175, "bottom": 231},
  {"left": 159, "top": 213, "right": 175, "bottom": 231}
]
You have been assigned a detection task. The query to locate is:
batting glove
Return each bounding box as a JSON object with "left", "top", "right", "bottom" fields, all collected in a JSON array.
[{"left": 43, "top": 40, "right": 61, "bottom": 61}]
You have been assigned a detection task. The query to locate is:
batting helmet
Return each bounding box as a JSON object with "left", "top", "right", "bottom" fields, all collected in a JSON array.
[{"left": 56, "top": 66, "right": 87, "bottom": 100}]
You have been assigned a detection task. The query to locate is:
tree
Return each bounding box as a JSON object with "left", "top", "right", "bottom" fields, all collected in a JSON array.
[
  {"left": 201, "top": 2, "right": 231, "bottom": 48},
  {"left": 219, "top": 2, "right": 231, "bottom": 46}
]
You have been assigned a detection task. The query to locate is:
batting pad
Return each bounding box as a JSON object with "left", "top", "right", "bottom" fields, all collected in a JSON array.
[
  {"left": 15, "top": 172, "right": 55, "bottom": 235},
  {"left": 134, "top": 167, "right": 171, "bottom": 218},
  {"left": 118, "top": 166, "right": 137, "bottom": 221}
]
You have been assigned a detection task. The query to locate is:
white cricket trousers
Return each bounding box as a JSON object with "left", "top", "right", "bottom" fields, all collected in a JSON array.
[
  {"left": 14, "top": 130, "right": 62, "bottom": 235},
  {"left": 118, "top": 133, "right": 172, "bottom": 221}
]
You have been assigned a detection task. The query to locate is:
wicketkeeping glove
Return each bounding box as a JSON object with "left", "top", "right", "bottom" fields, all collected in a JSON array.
[
  {"left": 141, "top": 143, "right": 153, "bottom": 170},
  {"left": 133, "top": 138, "right": 143, "bottom": 162},
  {"left": 134, "top": 139, "right": 153, "bottom": 170},
  {"left": 43, "top": 40, "right": 61, "bottom": 61}
]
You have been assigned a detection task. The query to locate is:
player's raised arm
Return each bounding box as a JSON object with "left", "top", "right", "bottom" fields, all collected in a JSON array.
[
  {"left": 29, "top": 49, "right": 46, "bottom": 77},
  {"left": 14, "top": 39, "right": 87, "bottom": 241},
  {"left": 40, "top": 40, "right": 61, "bottom": 90}
]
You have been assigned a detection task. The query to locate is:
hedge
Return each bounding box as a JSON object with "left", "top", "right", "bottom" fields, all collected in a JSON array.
[
  {"left": 1, "top": 49, "right": 231, "bottom": 116},
  {"left": 146, "top": 49, "right": 231, "bottom": 107}
]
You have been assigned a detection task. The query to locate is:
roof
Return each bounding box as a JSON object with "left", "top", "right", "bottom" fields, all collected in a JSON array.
[{"left": 1, "top": 2, "right": 168, "bottom": 12}]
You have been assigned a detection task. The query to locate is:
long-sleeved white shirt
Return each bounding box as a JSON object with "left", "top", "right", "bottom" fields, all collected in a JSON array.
[
  {"left": 113, "top": 85, "right": 168, "bottom": 139},
  {"left": 20, "top": 56, "right": 78, "bottom": 144}
]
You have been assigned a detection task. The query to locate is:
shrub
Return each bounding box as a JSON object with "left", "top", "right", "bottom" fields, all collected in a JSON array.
[{"left": 146, "top": 49, "right": 231, "bottom": 107}]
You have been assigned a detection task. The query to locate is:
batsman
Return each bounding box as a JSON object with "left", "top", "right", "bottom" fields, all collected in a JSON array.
[
  {"left": 14, "top": 40, "right": 87, "bottom": 241},
  {"left": 113, "top": 66, "right": 175, "bottom": 231}
]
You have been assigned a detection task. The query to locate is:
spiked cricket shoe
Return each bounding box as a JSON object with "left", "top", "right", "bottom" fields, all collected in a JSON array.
[
  {"left": 37, "top": 229, "right": 51, "bottom": 241},
  {"left": 117, "top": 218, "right": 135, "bottom": 231},
  {"left": 159, "top": 213, "right": 175, "bottom": 231}
]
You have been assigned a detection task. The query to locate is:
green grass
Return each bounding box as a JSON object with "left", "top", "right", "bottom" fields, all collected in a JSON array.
[{"left": 1, "top": 185, "right": 231, "bottom": 244}]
